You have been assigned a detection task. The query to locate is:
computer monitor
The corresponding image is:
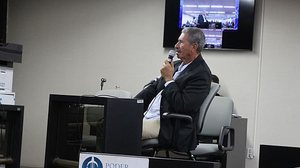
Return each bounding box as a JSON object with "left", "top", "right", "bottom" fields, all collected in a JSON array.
[
  {"left": 0, "top": 105, "right": 24, "bottom": 168},
  {"left": 259, "top": 145, "right": 300, "bottom": 168}
]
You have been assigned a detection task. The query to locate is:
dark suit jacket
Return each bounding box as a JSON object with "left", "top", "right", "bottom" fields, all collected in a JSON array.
[
  {"left": 135, "top": 55, "right": 211, "bottom": 151},
  {"left": 197, "top": 14, "right": 205, "bottom": 24}
]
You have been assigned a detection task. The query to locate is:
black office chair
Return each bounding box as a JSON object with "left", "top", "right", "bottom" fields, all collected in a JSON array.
[{"left": 141, "top": 82, "right": 221, "bottom": 159}]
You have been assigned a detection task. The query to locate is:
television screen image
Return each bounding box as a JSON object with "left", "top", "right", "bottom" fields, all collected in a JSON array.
[
  {"left": 180, "top": 0, "right": 239, "bottom": 49},
  {"left": 163, "top": 0, "right": 256, "bottom": 50}
]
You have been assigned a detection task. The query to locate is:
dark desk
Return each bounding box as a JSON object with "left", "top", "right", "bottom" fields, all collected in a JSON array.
[
  {"left": 52, "top": 153, "right": 221, "bottom": 168},
  {"left": 149, "top": 157, "right": 220, "bottom": 168},
  {"left": 78, "top": 152, "right": 221, "bottom": 168},
  {"left": 44, "top": 94, "right": 144, "bottom": 168}
]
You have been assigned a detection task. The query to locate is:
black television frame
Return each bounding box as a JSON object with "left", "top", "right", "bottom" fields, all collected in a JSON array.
[
  {"left": 0, "top": 0, "right": 7, "bottom": 45},
  {"left": 163, "top": 0, "right": 256, "bottom": 50}
]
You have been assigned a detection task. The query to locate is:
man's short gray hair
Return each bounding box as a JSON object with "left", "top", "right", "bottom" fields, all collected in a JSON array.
[{"left": 182, "top": 27, "right": 206, "bottom": 52}]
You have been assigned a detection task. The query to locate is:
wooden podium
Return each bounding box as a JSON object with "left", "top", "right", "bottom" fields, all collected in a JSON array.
[{"left": 44, "top": 94, "right": 144, "bottom": 168}]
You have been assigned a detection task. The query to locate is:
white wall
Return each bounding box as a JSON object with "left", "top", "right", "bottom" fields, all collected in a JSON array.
[
  {"left": 256, "top": 0, "right": 300, "bottom": 159},
  {"left": 6, "top": 0, "right": 300, "bottom": 167}
]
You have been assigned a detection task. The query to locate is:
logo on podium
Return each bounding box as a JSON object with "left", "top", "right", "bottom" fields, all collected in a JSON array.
[
  {"left": 80, "top": 153, "right": 149, "bottom": 168},
  {"left": 82, "top": 156, "right": 103, "bottom": 168}
]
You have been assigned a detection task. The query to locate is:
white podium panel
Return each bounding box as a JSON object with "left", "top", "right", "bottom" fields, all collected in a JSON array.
[{"left": 79, "top": 153, "right": 149, "bottom": 168}]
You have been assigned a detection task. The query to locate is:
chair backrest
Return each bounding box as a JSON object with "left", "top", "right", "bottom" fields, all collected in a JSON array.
[
  {"left": 196, "top": 82, "right": 220, "bottom": 135},
  {"left": 95, "top": 89, "right": 132, "bottom": 98},
  {"left": 200, "top": 96, "right": 233, "bottom": 136}
]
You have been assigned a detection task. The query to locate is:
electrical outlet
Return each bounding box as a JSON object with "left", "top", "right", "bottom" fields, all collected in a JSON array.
[{"left": 247, "top": 147, "right": 255, "bottom": 159}]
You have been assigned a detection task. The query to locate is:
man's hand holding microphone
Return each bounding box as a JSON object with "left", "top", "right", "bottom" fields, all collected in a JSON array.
[{"left": 161, "top": 50, "right": 176, "bottom": 82}]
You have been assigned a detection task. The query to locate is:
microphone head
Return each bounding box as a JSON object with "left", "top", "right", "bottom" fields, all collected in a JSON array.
[
  {"left": 168, "top": 50, "right": 176, "bottom": 62},
  {"left": 101, "top": 78, "right": 107, "bottom": 82}
]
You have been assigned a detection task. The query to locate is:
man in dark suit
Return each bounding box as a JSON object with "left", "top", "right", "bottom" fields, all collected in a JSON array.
[
  {"left": 197, "top": 14, "right": 206, "bottom": 24},
  {"left": 197, "top": 11, "right": 209, "bottom": 28},
  {"left": 135, "top": 27, "right": 211, "bottom": 152}
]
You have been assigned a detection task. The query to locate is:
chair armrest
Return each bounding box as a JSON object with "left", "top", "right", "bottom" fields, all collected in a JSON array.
[
  {"left": 218, "top": 126, "right": 235, "bottom": 151},
  {"left": 162, "top": 112, "right": 193, "bottom": 123}
]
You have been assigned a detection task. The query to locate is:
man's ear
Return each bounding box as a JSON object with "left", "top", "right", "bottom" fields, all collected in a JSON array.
[{"left": 192, "top": 43, "right": 198, "bottom": 51}]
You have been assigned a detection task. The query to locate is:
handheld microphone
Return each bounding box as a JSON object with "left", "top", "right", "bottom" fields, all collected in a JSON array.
[
  {"left": 100, "top": 78, "right": 106, "bottom": 90},
  {"left": 144, "top": 50, "right": 175, "bottom": 88},
  {"left": 167, "top": 50, "right": 176, "bottom": 63}
]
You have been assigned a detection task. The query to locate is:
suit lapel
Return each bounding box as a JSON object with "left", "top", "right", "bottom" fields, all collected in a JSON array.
[{"left": 174, "top": 56, "right": 203, "bottom": 81}]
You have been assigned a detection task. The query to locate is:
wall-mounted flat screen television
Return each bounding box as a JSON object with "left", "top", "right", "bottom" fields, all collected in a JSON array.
[
  {"left": 163, "top": 0, "right": 256, "bottom": 50},
  {"left": 0, "top": 0, "right": 7, "bottom": 45}
]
